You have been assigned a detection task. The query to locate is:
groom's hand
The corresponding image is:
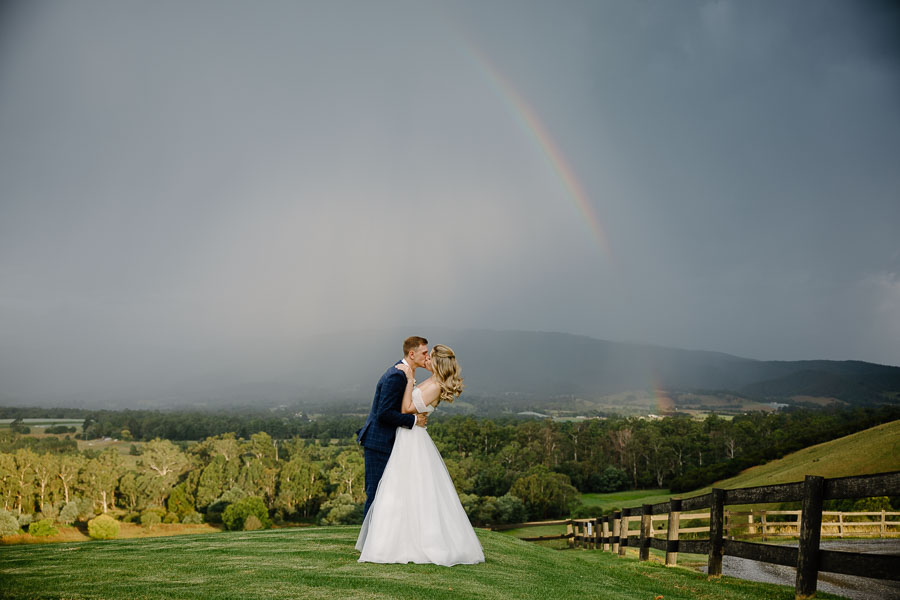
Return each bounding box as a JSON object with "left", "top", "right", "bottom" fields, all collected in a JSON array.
[{"left": 415, "top": 413, "right": 428, "bottom": 428}]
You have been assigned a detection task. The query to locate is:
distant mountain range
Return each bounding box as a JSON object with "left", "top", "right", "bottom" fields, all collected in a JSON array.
[
  {"left": 259, "top": 329, "right": 900, "bottom": 410},
  {"left": 5, "top": 329, "right": 899, "bottom": 411}
]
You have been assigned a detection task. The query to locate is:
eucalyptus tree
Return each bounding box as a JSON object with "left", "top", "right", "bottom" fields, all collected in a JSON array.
[
  {"left": 137, "top": 439, "right": 189, "bottom": 507},
  {"left": 12, "top": 449, "right": 38, "bottom": 513},
  {"left": 55, "top": 454, "right": 83, "bottom": 504}
]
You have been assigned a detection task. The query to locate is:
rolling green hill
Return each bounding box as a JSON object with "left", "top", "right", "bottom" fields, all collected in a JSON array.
[
  {"left": 693, "top": 419, "right": 900, "bottom": 493},
  {"left": 577, "top": 420, "right": 900, "bottom": 514},
  {"left": 0, "top": 526, "right": 843, "bottom": 600}
]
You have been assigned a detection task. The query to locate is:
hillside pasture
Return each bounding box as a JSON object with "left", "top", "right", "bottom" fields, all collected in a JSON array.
[{"left": 0, "top": 526, "right": 845, "bottom": 600}]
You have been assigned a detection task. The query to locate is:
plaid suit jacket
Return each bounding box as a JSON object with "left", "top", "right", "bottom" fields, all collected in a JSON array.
[{"left": 356, "top": 361, "right": 416, "bottom": 453}]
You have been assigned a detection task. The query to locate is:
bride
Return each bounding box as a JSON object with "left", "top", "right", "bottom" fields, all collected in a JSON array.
[{"left": 355, "top": 344, "right": 484, "bottom": 566}]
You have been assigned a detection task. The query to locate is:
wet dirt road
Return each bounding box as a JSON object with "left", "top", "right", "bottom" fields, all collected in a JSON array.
[{"left": 699, "top": 540, "right": 900, "bottom": 600}]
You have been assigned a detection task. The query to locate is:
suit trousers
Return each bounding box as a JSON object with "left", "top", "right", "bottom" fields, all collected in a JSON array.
[{"left": 363, "top": 447, "right": 391, "bottom": 518}]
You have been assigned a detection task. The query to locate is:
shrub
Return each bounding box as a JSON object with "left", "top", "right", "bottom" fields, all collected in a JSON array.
[
  {"left": 459, "top": 493, "right": 481, "bottom": 522},
  {"left": 494, "top": 493, "right": 527, "bottom": 525},
  {"left": 17, "top": 513, "right": 33, "bottom": 528},
  {"left": 316, "top": 494, "right": 363, "bottom": 526},
  {"left": 0, "top": 510, "right": 20, "bottom": 537},
  {"left": 243, "top": 515, "right": 263, "bottom": 531},
  {"left": 181, "top": 511, "right": 203, "bottom": 525},
  {"left": 222, "top": 497, "right": 272, "bottom": 531},
  {"left": 76, "top": 498, "right": 96, "bottom": 521},
  {"left": 163, "top": 512, "right": 179, "bottom": 524},
  {"left": 140, "top": 511, "right": 161, "bottom": 528},
  {"left": 28, "top": 519, "right": 59, "bottom": 537},
  {"left": 167, "top": 483, "right": 194, "bottom": 517},
  {"left": 88, "top": 514, "right": 120, "bottom": 540},
  {"left": 591, "top": 466, "right": 630, "bottom": 493},
  {"left": 58, "top": 501, "right": 80, "bottom": 525}
]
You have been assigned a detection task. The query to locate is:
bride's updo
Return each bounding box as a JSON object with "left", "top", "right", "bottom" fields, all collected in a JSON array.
[{"left": 430, "top": 344, "right": 464, "bottom": 404}]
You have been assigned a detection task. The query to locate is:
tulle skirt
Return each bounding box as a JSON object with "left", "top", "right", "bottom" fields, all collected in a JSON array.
[{"left": 356, "top": 425, "right": 485, "bottom": 566}]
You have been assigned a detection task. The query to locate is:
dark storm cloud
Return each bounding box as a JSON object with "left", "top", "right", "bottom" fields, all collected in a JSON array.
[{"left": 0, "top": 1, "right": 898, "bottom": 403}]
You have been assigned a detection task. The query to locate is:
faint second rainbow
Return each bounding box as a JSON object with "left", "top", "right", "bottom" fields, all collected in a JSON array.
[{"left": 464, "top": 43, "right": 614, "bottom": 263}]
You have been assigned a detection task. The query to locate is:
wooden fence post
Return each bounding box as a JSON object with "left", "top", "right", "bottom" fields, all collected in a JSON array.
[
  {"left": 708, "top": 488, "right": 725, "bottom": 577},
  {"left": 795, "top": 475, "right": 825, "bottom": 599},
  {"left": 566, "top": 520, "right": 574, "bottom": 548},
  {"left": 602, "top": 516, "right": 611, "bottom": 551},
  {"left": 666, "top": 498, "right": 681, "bottom": 567},
  {"left": 640, "top": 504, "right": 652, "bottom": 561},
  {"left": 618, "top": 508, "right": 629, "bottom": 557},
  {"left": 612, "top": 511, "right": 621, "bottom": 554}
]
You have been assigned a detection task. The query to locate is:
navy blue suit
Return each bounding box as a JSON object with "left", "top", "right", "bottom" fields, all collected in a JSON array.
[{"left": 357, "top": 361, "right": 416, "bottom": 517}]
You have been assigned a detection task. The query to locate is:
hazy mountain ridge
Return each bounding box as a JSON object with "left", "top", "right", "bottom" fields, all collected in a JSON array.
[{"left": 5, "top": 329, "right": 899, "bottom": 410}]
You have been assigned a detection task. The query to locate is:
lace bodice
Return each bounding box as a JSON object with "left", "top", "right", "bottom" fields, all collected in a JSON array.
[{"left": 412, "top": 387, "right": 434, "bottom": 414}]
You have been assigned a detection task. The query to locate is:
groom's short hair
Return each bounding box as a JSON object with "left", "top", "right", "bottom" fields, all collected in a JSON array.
[{"left": 403, "top": 336, "right": 428, "bottom": 356}]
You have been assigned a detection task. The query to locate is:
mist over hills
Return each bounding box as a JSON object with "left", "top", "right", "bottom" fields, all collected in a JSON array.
[{"left": 4, "top": 329, "right": 899, "bottom": 412}]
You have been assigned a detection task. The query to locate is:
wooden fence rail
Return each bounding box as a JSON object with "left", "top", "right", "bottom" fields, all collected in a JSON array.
[{"left": 492, "top": 470, "right": 900, "bottom": 600}]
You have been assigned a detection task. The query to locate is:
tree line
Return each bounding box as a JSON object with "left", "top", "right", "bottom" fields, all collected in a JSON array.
[{"left": 0, "top": 404, "right": 897, "bottom": 537}]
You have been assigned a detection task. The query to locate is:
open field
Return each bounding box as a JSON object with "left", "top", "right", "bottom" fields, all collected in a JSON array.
[
  {"left": 0, "top": 526, "right": 844, "bottom": 600},
  {"left": 580, "top": 489, "right": 672, "bottom": 512},
  {"left": 688, "top": 419, "right": 900, "bottom": 497},
  {"left": 0, "top": 418, "right": 83, "bottom": 431}
]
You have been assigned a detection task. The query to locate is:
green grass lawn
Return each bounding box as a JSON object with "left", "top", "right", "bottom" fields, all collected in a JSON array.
[
  {"left": 0, "top": 526, "right": 844, "bottom": 600},
  {"left": 580, "top": 489, "right": 672, "bottom": 513}
]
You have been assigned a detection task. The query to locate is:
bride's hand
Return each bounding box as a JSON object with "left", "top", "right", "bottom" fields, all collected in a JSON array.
[{"left": 395, "top": 363, "right": 413, "bottom": 381}]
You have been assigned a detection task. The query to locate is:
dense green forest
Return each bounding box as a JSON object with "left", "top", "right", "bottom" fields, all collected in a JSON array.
[{"left": 1, "top": 405, "right": 898, "bottom": 538}]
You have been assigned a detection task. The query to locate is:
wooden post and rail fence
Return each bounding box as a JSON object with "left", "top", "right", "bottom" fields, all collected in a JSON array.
[{"left": 490, "top": 470, "right": 900, "bottom": 599}]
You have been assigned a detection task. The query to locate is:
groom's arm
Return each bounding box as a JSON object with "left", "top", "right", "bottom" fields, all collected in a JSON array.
[{"left": 375, "top": 372, "right": 416, "bottom": 429}]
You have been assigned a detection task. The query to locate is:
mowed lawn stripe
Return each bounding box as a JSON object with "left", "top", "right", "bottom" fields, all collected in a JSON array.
[{"left": 0, "top": 526, "right": 846, "bottom": 600}]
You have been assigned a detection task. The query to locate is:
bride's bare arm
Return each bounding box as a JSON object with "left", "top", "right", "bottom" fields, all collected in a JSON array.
[
  {"left": 396, "top": 364, "right": 417, "bottom": 414},
  {"left": 401, "top": 378, "right": 417, "bottom": 414}
]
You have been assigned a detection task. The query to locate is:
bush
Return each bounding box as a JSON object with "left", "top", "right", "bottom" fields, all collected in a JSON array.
[
  {"left": 222, "top": 496, "right": 271, "bottom": 531},
  {"left": 181, "top": 511, "right": 203, "bottom": 525},
  {"left": 140, "top": 511, "right": 161, "bottom": 528},
  {"left": 163, "top": 512, "right": 179, "bottom": 524},
  {"left": 316, "top": 494, "right": 363, "bottom": 526},
  {"left": 88, "top": 514, "right": 120, "bottom": 540},
  {"left": 243, "top": 515, "right": 263, "bottom": 531},
  {"left": 591, "top": 466, "right": 630, "bottom": 493},
  {"left": 167, "top": 483, "right": 194, "bottom": 517},
  {"left": 17, "top": 513, "right": 33, "bottom": 528},
  {"left": 76, "top": 498, "right": 96, "bottom": 522},
  {"left": 28, "top": 519, "right": 59, "bottom": 537},
  {"left": 569, "top": 502, "right": 595, "bottom": 519},
  {"left": 58, "top": 501, "right": 80, "bottom": 525},
  {"left": 494, "top": 493, "right": 527, "bottom": 525},
  {"left": 459, "top": 493, "right": 481, "bottom": 522},
  {"left": 0, "top": 510, "right": 20, "bottom": 537}
]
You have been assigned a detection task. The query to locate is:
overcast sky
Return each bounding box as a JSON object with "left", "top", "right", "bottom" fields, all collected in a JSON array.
[{"left": 1, "top": 0, "right": 899, "bottom": 402}]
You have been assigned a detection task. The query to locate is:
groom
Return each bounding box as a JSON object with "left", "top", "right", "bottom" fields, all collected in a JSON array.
[{"left": 357, "top": 336, "right": 429, "bottom": 517}]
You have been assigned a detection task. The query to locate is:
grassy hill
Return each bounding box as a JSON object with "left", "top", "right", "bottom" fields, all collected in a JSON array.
[
  {"left": 692, "top": 418, "right": 900, "bottom": 494},
  {"left": 572, "top": 420, "right": 900, "bottom": 515},
  {"left": 0, "top": 526, "right": 844, "bottom": 600}
]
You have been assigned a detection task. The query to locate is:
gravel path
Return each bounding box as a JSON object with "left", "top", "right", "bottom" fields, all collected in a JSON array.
[{"left": 700, "top": 540, "right": 900, "bottom": 600}]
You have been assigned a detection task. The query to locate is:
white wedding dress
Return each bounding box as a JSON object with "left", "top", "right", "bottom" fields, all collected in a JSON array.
[{"left": 356, "top": 388, "right": 484, "bottom": 566}]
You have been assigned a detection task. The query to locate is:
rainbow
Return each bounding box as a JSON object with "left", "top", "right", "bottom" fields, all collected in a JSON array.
[
  {"left": 464, "top": 43, "right": 614, "bottom": 263},
  {"left": 650, "top": 376, "right": 675, "bottom": 415}
]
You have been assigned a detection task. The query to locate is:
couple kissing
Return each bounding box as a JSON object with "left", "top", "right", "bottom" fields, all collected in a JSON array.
[{"left": 355, "top": 336, "right": 484, "bottom": 566}]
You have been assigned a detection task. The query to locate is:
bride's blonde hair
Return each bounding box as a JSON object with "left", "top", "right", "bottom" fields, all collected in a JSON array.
[{"left": 430, "top": 344, "right": 463, "bottom": 405}]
